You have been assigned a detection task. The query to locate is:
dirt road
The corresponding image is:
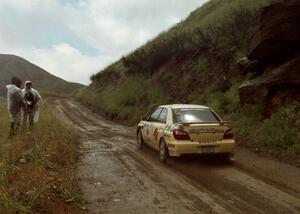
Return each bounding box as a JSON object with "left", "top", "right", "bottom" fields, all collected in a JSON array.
[{"left": 50, "top": 99, "right": 300, "bottom": 214}]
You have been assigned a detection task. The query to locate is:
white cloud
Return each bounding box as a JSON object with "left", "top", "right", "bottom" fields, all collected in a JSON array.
[
  {"left": 0, "top": 0, "right": 207, "bottom": 84},
  {"left": 0, "top": 0, "right": 70, "bottom": 48},
  {"left": 25, "top": 44, "right": 116, "bottom": 85},
  {"left": 68, "top": 0, "right": 206, "bottom": 52}
]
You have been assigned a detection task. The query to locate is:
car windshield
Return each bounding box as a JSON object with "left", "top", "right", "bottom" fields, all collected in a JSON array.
[{"left": 173, "top": 108, "right": 220, "bottom": 123}]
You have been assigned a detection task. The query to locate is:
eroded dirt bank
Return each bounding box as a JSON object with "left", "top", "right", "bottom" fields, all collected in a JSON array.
[{"left": 49, "top": 98, "right": 300, "bottom": 214}]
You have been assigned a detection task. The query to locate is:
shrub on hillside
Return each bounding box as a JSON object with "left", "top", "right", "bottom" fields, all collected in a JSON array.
[
  {"left": 188, "top": 83, "right": 240, "bottom": 117},
  {"left": 255, "top": 103, "right": 300, "bottom": 153},
  {"left": 232, "top": 104, "right": 262, "bottom": 141},
  {"left": 122, "top": 30, "right": 190, "bottom": 75}
]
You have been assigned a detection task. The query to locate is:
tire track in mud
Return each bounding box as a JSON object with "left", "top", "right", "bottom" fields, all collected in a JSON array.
[
  {"left": 51, "top": 98, "right": 300, "bottom": 214},
  {"left": 55, "top": 99, "right": 87, "bottom": 131},
  {"left": 119, "top": 150, "right": 232, "bottom": 214},
  {"left": 119, "top": 144, "right": 287, "bottom": 214},
  {"left": 112, "top": 132, "right": 300, "bottom": 213},
  {"left": 116, "top": 153, "right": 222, "bottom": 214},
  {"left": 82, "top": 133, "right": 225, "bottom": 213}
]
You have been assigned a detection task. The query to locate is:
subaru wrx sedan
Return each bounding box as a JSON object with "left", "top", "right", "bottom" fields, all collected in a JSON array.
[{"left": 136, "top": 104, "right": 235, "bottom": 163}]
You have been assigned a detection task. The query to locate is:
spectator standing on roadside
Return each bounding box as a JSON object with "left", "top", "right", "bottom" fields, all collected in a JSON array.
[
  {"left": 22, "top": 81, "right": 42, "bottom": 129},
  {"left": 6, "top": 77, "right": 26, "bottom": 137}
]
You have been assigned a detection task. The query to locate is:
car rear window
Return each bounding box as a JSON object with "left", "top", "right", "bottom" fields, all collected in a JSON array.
[{"left": 173, "top": 108, "right": 220, "bottom": 123}]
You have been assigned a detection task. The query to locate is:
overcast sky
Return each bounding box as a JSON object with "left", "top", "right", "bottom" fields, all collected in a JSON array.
[{"left": 0, "top": 0, "right": 207, "bottom": 85}]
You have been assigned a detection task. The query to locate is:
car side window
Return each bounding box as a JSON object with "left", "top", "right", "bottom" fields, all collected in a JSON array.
[
  {"left": 148, "top": 108, "right": 162, "bottom": 122},
  {"left": 158, "top": 108, "right": 168, "bottom": 123}
]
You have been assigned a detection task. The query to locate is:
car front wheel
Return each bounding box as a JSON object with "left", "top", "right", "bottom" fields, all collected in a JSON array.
[
  {"left": 159, "top": 139, "right": 169, "bottom": 164},
  {"left": 136, "top": 129, "right": 144, "bottom": 149}
]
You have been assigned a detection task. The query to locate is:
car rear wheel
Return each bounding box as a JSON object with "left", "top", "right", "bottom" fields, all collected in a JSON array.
[
  {"left": 159, "top": 139, "right": 169, "bottom": 164},
  {"left": 136, "top": 129, "right": 144, "bottom": 149}
]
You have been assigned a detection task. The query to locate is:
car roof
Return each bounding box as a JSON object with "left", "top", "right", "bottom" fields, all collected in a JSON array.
[{"left": 158, "top": 104, "right": 210, "bottom": 109}]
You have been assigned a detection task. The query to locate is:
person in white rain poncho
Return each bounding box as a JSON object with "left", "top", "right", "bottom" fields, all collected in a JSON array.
[
  {"left": 22, "top": 81, "right": 42, "bottom": 129},
  {"left": 6, "top": 77, "right": 26, "bottom": 137}
]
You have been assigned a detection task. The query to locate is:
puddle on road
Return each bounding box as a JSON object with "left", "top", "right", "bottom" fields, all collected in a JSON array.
[{"left": 80, "top": 140, "right": 117, "bottom": 153}]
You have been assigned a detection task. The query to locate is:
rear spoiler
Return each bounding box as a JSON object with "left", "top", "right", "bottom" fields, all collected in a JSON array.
[
  {"left": 220, "top": 121, "right": 231, "bottom": 126},
  {"left": 178, "top": 121, "right": 231, "bottom": 126}
]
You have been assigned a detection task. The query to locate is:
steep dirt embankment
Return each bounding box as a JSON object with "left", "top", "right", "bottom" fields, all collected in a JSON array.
[
  {"left": 239, "top": 0, "right": 300, "bottom": 116},
  {"left": 77, "top": 0, "right": 300, "bottom": 164}
]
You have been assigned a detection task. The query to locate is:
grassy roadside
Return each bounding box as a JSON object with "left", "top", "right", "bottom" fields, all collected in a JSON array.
[{"left": 0, "top": 101, "right": 84, "bottom": 213}]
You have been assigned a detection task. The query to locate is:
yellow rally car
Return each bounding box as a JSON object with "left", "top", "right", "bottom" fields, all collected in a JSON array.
[{"left": 136, "top": 104, "right": 235, "bottom": 163}]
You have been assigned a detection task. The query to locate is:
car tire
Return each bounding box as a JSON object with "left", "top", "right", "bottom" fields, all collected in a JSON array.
[
  {"left": 159, "top": 139, "right": 169, "bottom": 164},
  {"left": 136, "top": 129, "right": 144, "bottom": 149},
  {"left": 220, "top": 153, "right": 232, "bottom": 162}
]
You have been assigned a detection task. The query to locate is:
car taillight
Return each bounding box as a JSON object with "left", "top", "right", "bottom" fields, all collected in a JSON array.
[
  {"left": 173, "top": 129, "right": 190, "bottom": 140},
  {"left": 223, "top": 129, "right": 234, "bottom": 139}
]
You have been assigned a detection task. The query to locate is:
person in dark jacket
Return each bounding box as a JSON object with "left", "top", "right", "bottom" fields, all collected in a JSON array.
[{"left": 22, "top": 81, "right": 42, "bottom": 129}]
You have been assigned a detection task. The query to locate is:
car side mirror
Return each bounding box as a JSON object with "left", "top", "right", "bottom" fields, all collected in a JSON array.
[{"left": 141, "top": 116, "right": 147, "bottom": 121}]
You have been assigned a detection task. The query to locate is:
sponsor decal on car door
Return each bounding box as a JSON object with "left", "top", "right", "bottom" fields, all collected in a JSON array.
[
  {"left": 149, "top": 108, "right": 168, "bottom": 148},
  {"left": 143, "top": 121, "right": 151, "bottom": 143},
  {"left": 146, "top": 108, "right": 162, "bottom": 146}
]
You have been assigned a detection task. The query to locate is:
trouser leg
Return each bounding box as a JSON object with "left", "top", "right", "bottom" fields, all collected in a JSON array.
[
  {"left": 9, "top": 113, "right": 20, "bottom": 137},
  {"left": 29, "top": 112, "right": 34, "bottom": 128},
  {"left": 9, "top": 122, "right": 14, "bottom": 137},
  {"left": 22, "top": 110, "right": 28, "bottom": 129},
  {"left": 16, "top": 113, "right": 21, "bottom": 131}
]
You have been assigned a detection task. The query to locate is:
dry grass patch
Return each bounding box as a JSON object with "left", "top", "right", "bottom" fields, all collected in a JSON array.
[{"left": 0, "top": 102, "right": 84, "bottom": 213}]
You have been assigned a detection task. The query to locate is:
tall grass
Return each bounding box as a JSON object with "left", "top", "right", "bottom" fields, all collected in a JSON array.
[
  {"left": 78, "top": 75, "right": 170, "bottom": 124},
  {"left": 255, "top": 103, "right": 300, "bottom": 152},
  {"left": 0, "top": 101, "right": 83, "bottom": 213}
]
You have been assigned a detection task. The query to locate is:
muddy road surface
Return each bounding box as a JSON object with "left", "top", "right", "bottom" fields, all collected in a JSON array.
[{"left": 49, "top": 98, "right": 300, "bottom": 214}]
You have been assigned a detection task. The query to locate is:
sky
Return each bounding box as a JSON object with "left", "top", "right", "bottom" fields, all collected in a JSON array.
[{"left": 0, "top": 0, "right": 207, "bottom": 85}]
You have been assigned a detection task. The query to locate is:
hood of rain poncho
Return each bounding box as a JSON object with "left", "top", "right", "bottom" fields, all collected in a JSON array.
[{"left": 24, "top": 81, "right": 32, "bottom": 86}]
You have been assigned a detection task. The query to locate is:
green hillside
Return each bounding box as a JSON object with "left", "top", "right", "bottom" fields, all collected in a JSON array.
[
  {"left": 77, "top": 0, "right": 300, "bottom": 160},
  {"left": 0, "top": 54, "right": 84, "bottom": 97}
]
